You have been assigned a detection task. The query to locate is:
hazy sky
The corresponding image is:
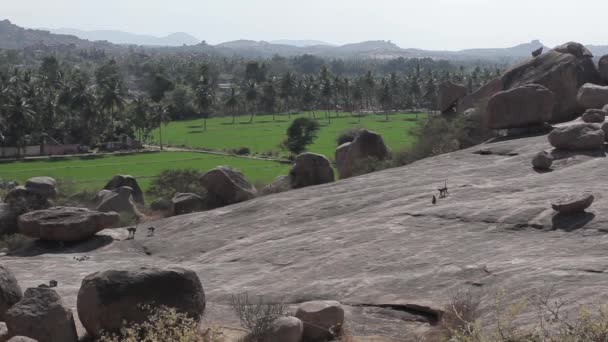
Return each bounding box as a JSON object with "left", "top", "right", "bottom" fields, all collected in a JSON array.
[{"left": 3, "top": 0, "right": 606, "bottom": 50}]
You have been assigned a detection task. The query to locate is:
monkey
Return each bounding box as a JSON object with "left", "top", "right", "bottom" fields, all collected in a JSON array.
[
  {"left": 438, "top": 180, "right": 449, "bottom": 198},
  {"left": 432, "top": 195, "right": 437, "bottom": 205},
  {"left": 147, "top": 227, "right": 156, "bottom": 237},
  {"left": 127, "top": 227, "right": 137, "bottom": 240}
]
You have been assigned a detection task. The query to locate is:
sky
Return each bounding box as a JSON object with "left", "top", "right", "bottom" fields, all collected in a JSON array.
[{"left": 2, "top": 0, "right": 606, "bottom": 50}]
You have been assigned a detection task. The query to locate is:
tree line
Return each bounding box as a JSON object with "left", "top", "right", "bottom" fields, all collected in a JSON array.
[{"left": 0, "top": 48, "right": 504, "bottom": 148}]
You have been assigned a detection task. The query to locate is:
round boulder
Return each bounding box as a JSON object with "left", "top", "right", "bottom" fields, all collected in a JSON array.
[
  {"left": 438, "top": 81, "right": 467, "bottom": 113},
  {"left": 336, "top": 129, "right": 389, "bottom": 179},
  {"left": 553, "top": 42, "right": 593, "bottom": 58},
  {"left": 4, "top": 186, "right": 49, "bottom": 212},
  {"left": 172, "top": 193, "right": 205, "bottom": 215},
  {"left": 103, "top": 175, "right": 144, "bottom": 205},
  {"left": 547, "top": 123, "right": 605, "bottom": 150},
  {"left": 200, "top": 166, "right": 257, "bottom": 207},
  {"left": 24, "top": 177, "right": 56, "bottom": 199},
  {"left": 581, "top": 109, "right": 606, "bottom": 123},
  {"left": 0, "top": 266, "right": 22, "bottom": 321},
  {"left": 77, "top": 266, "right": 206, "bottom": 337},
  {"left": 265, "top": 316, "right": 303, "bottom": 342},
  {"left": 7, "top": 337, "right": 38, "bottom": 342},
  {"left": 532, "top": 151, "right": 553, "bottom": 170},
  {"left": 289, "top": 153, "right": 334, "bottom": 189},
  {"left": 486, "top": 84, "right": 555, "bottom": 129},
  {"left": 96, "top": 186, "right": 140, "bottom": 217},
  {"left": 552, "top": 193, "right": 594, "bottom": 214},
  {"left": 577, "top": 83, "right": 608, "bottom": 110},
  {"left": 5, "top": 287, "right": 78, "bottom": 342},
  {"left": 295, "top": 300, "right": 345, "bottom": 341},
  {"left": 18, "top": 207, "right": 119, "bottom": 242}
]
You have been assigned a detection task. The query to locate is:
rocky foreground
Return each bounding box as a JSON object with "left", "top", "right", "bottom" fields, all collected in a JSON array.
[{"left": 4, "top": 119, "right": 608, "bottom": 339}]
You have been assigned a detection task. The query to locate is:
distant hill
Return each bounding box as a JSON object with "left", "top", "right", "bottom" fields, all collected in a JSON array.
[
  {"left": 0, "top": 19, "right": 98, "bottom": 49},
  {"left": 270, "top": 40, "right": 333, "bottom": 47},
  {"left": 48, "top": 28, "right": 200, "bottom": 46}
]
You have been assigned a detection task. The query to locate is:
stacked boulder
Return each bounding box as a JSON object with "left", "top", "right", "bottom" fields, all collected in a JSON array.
[
  {"left": 200, "top": 166, "right": 257, "bottom": 208},
  {"left": 577, "top": 84, "right": 608, "bottom": 111},
  {"left": 264, "top": 153, "right": 335, "bottom": 195},
  {"left": 96, "top": 186, "right": 141, "bottom": 218},
  {"left": 1, "top": 177, "right": 57, "bottom": 236},
  {"left": 103, "top": 175, "right": 144, "bottom": 205},
  {"left": 438, "top": 81, "right": 467, "bottom": 114},
  {"left": 548, "top": 123, "right": 605, "bottom": 150},
  {"left": 336, "top": 129, "right": 389, "bottom": 179},
  {"left": 486, "top": 84, "right": 555, "bottom": 129}
]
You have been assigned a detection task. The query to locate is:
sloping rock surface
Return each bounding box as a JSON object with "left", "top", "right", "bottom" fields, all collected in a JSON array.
[{"left": 5, "top": 121, "right": 608, "bottom": 338}]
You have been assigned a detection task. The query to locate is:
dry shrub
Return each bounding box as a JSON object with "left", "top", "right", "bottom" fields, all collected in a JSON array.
[
  {"left": 230, "top": 293, "right": 288, "bottom": 341},
  {"left": 440, "top": 289, "right": 482, "bottom": 337},
  {"left": 0, "top": 234, "right": 33, "bottom": 253}
]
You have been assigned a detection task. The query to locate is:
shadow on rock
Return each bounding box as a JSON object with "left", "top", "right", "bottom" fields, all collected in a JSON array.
[
  {"left": 10, "top": 235, "right": 114, "bottom": 257},
  {"left": 549, "top": 149, "right": 607, "bottom": 161},
  {"left": 551, "top": 212, "right": 596, "bottom": 232}
]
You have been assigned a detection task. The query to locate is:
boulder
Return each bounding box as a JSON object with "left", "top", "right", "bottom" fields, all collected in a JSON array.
[
  {"left": 0, "top": 204, "right": 20, "bottom": 236},
  {"left": 172, "top": 193, "right": 205, "bottom": 215},
  {"left": 4, "top": 187, "right": 48, "bottom": 212},
  {"left": 552, "top": 193, "right": 594, "bottom": 214},
  {"left": 532, "top": 47, "right": 543, "bottom": 57},
  {"left": 96, "top": 186, "right": 140, "bottom": 217},
  {"left": 548, "top": 123, "right": 605, "bottom": 150},
  {"left": 265, "top": 316, "right": 303, "bottom": 342},
  {"left": 553, "top": 42, "right": 593, "bottom": 58},
  {"left": 289, "top": 153, "right": 334, "bottom": 189},
  {"left": 5, "top": 287, "right": 78, "bottom": 342},
  {"left": 295, "top": 300, "right": 345, "bottom": 341},
  {"left": 0, "top": 323, "right": 7, "bottom": 342},
  {"left": 602, "top": 122, "right": 608, "bottom": 141},
  {"left": 0, "top": 266, "right": 22, "bottom": 321},
  {"left": 438, "top": 81, "right": 467, "bottom": 113},
  {"left": 532, "top": 151, "right": 553, "bottom": 170},
  {"left": 486, "top": 84, "right": 555, "bottom": 129},
  {"left": 457, "top": 78, "right": 502, "bottom": 114},
  {"left": 336, "top": 129, "right": 390, "bottom": 179},
  {"left": 581, "top": 109, "right": 606, "bottom": 123},
  {"left": 577, "top": 83, "right": 608, "bottom": 110},
  {"left": 501, "top": 44, "right": 600, "bottom": 123},
  {"left": 7, "top": 337, "right": 38, "bottom": 342},
  {"left": 77, "top": 267, "right": 205, "bottom": 337},
  {"left": 103, "top": 175, "right": 144, "bottom": 205},
  {"left": 200, "top": 166, "right": 257, "bottom": 207},
  {"left": 600, "top": 55, "right": 608, "bottom": 83},
  {"left": 24, "top": 177, "right": 56, "bottom": 198},
  {"left": 262, "top": 175, "right": 292, "bottom": 195},
  {"left": 18, "top": 207, "right": 119, "bottom": 242},
  {"left": 150, "top": 198, "right": 173, "bottom": 212}
]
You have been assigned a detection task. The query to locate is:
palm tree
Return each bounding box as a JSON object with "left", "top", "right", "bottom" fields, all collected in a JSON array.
[
  {"left": 364, "top": 71, "right": 375, "bottom": 111},
  {"left": 352, "top": 86, "right": 363, "bottom": 123},
  {"left": 98, "top": 79, "right": 127, "bottom": 131},
  {"left": 261, "top": 80, "right": 277, "bottom": 120},
  {"left": 2, "top": 94, "right": 35, "bottom": 156},
  {"left": 245, "top": 81, "right": 258, "bottom": 123},
  {"left": 132, "top": 95, "right": 151, "bottom": 141},
  {"left": 378, "top": 79, "right": 392, "bottom": 121},
  {"left": 150, "top": 104, "right": 170, "bottom": 150},
  {"left": 194, "top": 77, "right": 213, "bottom": 131},
  {"left": 225, "top": 87, "right": 239, "bottom": 124},
  {"left": 279, "top": 72, "right": 296, "bottom": 119}
]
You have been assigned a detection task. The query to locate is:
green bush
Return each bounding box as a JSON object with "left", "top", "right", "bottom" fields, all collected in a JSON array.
[
  {"left": 282, "top": 117, "right": 320, "bottom": 155},
  {"left": 147, "top": 169, "right": 206, "bottom": 200}
]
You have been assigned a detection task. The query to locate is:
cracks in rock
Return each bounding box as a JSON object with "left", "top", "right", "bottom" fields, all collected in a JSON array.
[{"left": 347, "top": 303, "right": 443, "bottom": 325}]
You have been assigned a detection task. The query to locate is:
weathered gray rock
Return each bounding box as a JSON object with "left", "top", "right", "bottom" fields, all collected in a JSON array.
[
  {"left": 24, "top": 177, "right": 56, "bottom": 199},
  {"left": 289, "top": 153, "right": 334, "bottom": 189},
  {"left": 103, "top": 175, "right": 144, "bottom": 205},
  {"left": 532, "top": 47, "right": 543, "bottom": 57},
  {"left": 532, "top": 151, "right": 553, "bottom": 170},
  {"left": 600, "top": 55, "right": 608, "bottom": 84},
  {"left": 438, "top": 81, "right": 467, "bottom": 113},
  {"left": 486, "top": 84, "right": 555, "bottom": 129},
  {"left": 6, "top": 337, "right": 38, "bottom": 342},
  {"left": 18, "top": 207, "right": 119, "bottom": 242},
  {"left": 501, "top": 44, "right": 600, "bottom": 123},
  {"left": 172, "top": 193, "right": 205, "bottom": 215},
  {"left": 265, "top": 316, "right": 303, "bottom": 342},
  {"left": 0, "top": 204, "right": 20, "bottom": 236},
  {"left": 262, "top": 175, "right": 292, "bottom": 195},
  {"left": 554, "top": 42, "right": 593, "bottom": 58},
  {"left": 547, "top": 123, "right": 605, "bottom": 150},
  {"left": 295, "top": 300, "right": 344, "bottom": 341},
  {"left": 96, "top": 186, "right": 140, "bottom": 217},
  {"left": 0, "top": 323, "right": 7, "bottom": 342},
  {"left": 457, "top": 78, "right": 502, "bottom": 114},
  {"left": 200, "top": 166, "right": 257, "bottom": 207},
  {"left": 602, "top": 122, "right": 608, "bottom": 142},
  {"left": 77, "top": 267, "right": 205, "bottom": 337},
  {"left": 5, "top": 287, "right": 78, "bottom": 342},
  {"left": 336, "top": 129, "right": 389, "bottom": 179},
  {"left": 552, "top": 193, "right": 594, "bottom": 214},
  {"left": 4, "top": 187, "right": 48, "bottom": 212},
  {"left": 577, "top": 83, "right": 608, "bottom": 110},
  {"left": 0, "top": 266, "right": 22, "bottom": 321},
  {"left": 581, "top": 109, "right": 606, "bottom": 123}
]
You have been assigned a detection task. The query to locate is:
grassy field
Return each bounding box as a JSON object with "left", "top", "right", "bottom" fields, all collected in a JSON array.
[
  {"left": 0, "top": 152, "right": 290, "bottom": 194},
  {"left": 155, "top": 111, "right": 425, "bottom": 158}
]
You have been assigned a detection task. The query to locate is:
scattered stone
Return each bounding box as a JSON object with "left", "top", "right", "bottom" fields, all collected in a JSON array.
[
  {"left": 18, "top": 207, "right": 119, "bottom": 242},
  {"left": 172, "top": 193, "right": 205, "bottom": 215},
  {"left": 289, "top": 153, "right": 334, "bottom": 189},
  {"left": 438, "top": 81, "right": 467, "bottom": 113},
  {"left": 552, "top": 193, "right": 594, "bottom": 214},
  {"left": 295, "top": 300, "right": 345, "bottom": 341},
  {"left": 581, "top": 109, "right": 606, "bottom": 123},
  {"left": 547, "top": 123, "right": 605, "bottom": 150},
  {"left": 103, "top": 175, "right": 144, "bottom": 205},
  {"left": 532, "top": 151, "right": 553, "bottom": 170},
  {"left": 486, "top": 84, "right": 555, "bottom": 129},
  {"left": 532, "top": 46, "right": 543, "bottom": 57},
  {"left": 96, "top": 186, "right": 140, "bottom": 217},
  {"left": 0, "top": 266, "right": 22, "bottom": 321},
  {"left": 5, "top": 287, "right": 78, "bottom": 342},
  {"left": 265, "top": 316, "right": 303, "bottom": 342},
  {"left": 336, "top": 129, "right": 390, "bottom": 179},
  {"left": 577, "top": 83, "right": 608, "bottom": 110},
  {"left": 150, "top": 198, "right": 173, "bottom": 212},
  {"left": 24, "top": 177, "right": 56, "bottom": 199},
  {"left": 77, "top": 266, "right": 206, "bottom": 337},
  {"left": 501, "top": 43, "right": 600, "bottom": 123},
  {"left": 200, "top": 166, "right": 257, "bottom": 207}
]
